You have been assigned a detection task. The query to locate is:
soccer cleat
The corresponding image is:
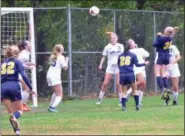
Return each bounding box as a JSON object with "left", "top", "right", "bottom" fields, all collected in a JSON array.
[
  {"left": 122, "top": 107, "right": 127, "bottom": 112},
  {"left": 23, "top": 103, "right": 31, "bottom": 112},
  {"left": 161, "top": 89, "right": 168, "bottom": 100},
  {"left": 136, "top": 105, "right": 140, "bottom": 111},
  {"left": 118, "top": 103, "right": 122, "bottom": 107},
  {"left": 96, "top": 99, "right": 102, "bottom": 105},
  {"left": 164, "top": 95, "right": 170, "bottom": 106},
  {"left": 172, "top": 101, "right": 178, "bottom": 106},
  {"left": 15, "top": 129, "right": 21, "bottom": 136},
  {"left": 9, "top": 115, "right": 20, "bottom": 131},
  {"left": 48, "top": 107, "right": 58, "bottom": 112}
]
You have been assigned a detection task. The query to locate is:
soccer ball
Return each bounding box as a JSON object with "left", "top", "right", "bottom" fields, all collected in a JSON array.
[{"left": 89, "top": 6, "right": 100, "bottom": 16}]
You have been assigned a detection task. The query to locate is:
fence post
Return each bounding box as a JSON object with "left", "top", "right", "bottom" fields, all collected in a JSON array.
[
  {"left": 67, "top": 4, "right": 73, "bottom": 96},
  {"left": 113, "top": 10, "right": 117, "bottom": 94},
  {"left": 153, "top": 12, "right": 157, "bottom": 94}
]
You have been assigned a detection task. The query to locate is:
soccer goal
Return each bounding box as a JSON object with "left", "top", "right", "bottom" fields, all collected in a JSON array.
[{"left": 1, "top": 8, "right": 38, "bottom": 107}]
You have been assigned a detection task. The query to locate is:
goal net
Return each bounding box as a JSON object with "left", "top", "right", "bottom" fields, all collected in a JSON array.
[{"left": 1, "top": 8, "right": 38, "bottom": 107}]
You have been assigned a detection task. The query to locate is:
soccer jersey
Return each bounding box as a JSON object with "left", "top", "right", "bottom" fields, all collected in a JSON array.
[
  {"left": 47, "top": 55, "right": 67, "bottom": 79},
  {"left": 130, "top": 48, "right": 149, "bottom": 64},
  {"left": 1, "top": 58, "right": 32, "bottom": 90},
  {"left": 169, "top": 45, "right": 180, "bottom": 66},
  {"left": 118, "top": 51, "right": 145, "bottom": 73},
  {"left": 18, "top": 50, "right": 30, "bottom": 64},
  {"left": 153, "top": 36, "right": 172, "bottom": 65},
  {"left": 102, "top": 43, "right": 124, "bottom": 65}
]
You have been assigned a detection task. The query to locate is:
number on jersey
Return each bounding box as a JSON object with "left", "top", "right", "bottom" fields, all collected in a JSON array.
[
  {"left": 1, "top": 62, "right": 15, "bottom": 75},
  {"left": 163, "top": 41, "right": 172, "bottom": 49},
  {"left": 120, "top": 56, "right": 131, "bottom": 66}
]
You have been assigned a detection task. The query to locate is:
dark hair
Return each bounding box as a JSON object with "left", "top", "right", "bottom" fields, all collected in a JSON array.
[
  {"left": 124, "top": 41, "right": 131, "bottom": 53},
  {"left": 18, "top": 40, "right": 27, "bottom": 51}
]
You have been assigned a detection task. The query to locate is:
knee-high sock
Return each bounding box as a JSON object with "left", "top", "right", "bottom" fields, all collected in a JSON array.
[
  {"left": 52, "top": 96, "right": 62, "bottom": 108},
  {"left": 49, "top": 93, "right": 56, "bottom": 107},
  {"left": 157, "top": 76, "right": 164, "bottom": 91},
  {"left": 98, "top": 91, "right": 105, "bottom": 101}
]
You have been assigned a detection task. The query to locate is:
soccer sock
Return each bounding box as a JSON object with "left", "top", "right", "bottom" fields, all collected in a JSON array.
[
  {"left": 163, "top": 77, "right": 169, "bottom": 89},
  {"left": 138, "top": 90, "right": 143, "bottom": 104},
  {"left": 50, "top": 93, "right": 56, "bottom": 107},
  {"left": 126, "top": 88, "right": 132, "bottom": 97},
  {"left": 157, "top": 76, "right": 164, "bottom": 91},
  {"left": 13, "top": 111, "right": 22, "bottom": 119},
  {"left": 52, "top": 96, "right": 62, "bottom": 108},
  {"left": 22, "top": 91, "right": 30, "bottom": 104},
  {"left": 121, "top": 97, "right": 127, "bottom": 107},
  {"left": 173, "top": 91, "right": 179, "bottom": 102},
  {"left": 98, "top": 91, "right": 105, "bottom": 101},
  {"left": 118, "top": 92, "right": 122, "bottom": 103},
  {"left": 134, "top": 95, "right": 139, "bottom": 107}
]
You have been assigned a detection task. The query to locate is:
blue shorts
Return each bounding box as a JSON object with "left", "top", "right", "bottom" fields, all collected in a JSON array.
[
  {"left": 1, "top": 81, "right": 22, "bottom": 102},
  {"left": 155, "top": 53, "right": 170, "bottom": 65},
  {"left": 120, "top": 72, "right": 136, "bottom": 86}
]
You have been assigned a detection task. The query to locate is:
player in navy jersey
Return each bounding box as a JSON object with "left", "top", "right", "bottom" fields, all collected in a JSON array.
[
  {"left": 118, "top": 41, "right": 149, "bottom": 111},
  {"left": 153, "top": 26, "right": 179, "bottom": 105},
  {"left": 1, "top": 45, "right": 34, "bottom": 135}
]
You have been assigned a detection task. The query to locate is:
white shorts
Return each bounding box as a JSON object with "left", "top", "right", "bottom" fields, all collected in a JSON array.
[
  {"left": 106, "top": 64, "right": 119, "bottom": 74},
  {"left": 134, "top": 67, "right": 146, "bottom": 78},
  {"left": 167, "top": 64, "right": 181, "bottom": 77},
  {"left": 47, "top": 78, "right": 61, "bottom": 86}
]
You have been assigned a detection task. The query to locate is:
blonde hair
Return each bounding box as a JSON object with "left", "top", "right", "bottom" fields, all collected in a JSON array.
[
  {"left": 5, "top": 45, "right": 20, "bottom": 58},
  {"left": 50, "top": 44, "right": 64, "bottom": 62},
  {"left": 164, "top": 26, "right": 179, "bottom": 36}
]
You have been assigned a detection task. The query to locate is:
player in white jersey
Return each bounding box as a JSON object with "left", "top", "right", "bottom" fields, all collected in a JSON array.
[
  {"left": 47, "top": 44, "right": 68, "bottom": 112},
  {"left": 126, "top": 39, "right": 149, "bottom": 106},
  {"left": 166, "top": 45, "right": 181, "bottom": 105},
  {"left": 18, "top": 41, "right": 35, "bottom": 112},
  {"left": 96, "top": 32, "right": 124, "bottom": 105}
]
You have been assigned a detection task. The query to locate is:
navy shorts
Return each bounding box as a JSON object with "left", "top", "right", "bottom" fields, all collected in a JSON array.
[
  {"left": 119, "top": 72, "right": 136, "bottom": 86},
  {"left": 155, "top": 53, "right": 170, "bottom": 65},
  {"left": 1, "top": 81, "right": 22, "bottom": 102}
]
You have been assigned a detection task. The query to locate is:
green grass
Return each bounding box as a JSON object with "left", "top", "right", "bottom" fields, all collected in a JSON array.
[{"left": 1, "top": 94, "right": 184, "bottom": 135}]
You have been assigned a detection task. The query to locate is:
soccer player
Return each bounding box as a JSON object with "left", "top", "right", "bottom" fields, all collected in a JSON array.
[
  {"left": 96, "top": 32, "right": 124, "bottom": 105},
  {"left": 18, "top": 40, "right": 35, "bottom": 112},
  {"left": 153, "top": 26, "right": 179, "bottom": 105},
  {"left": 126, "top": 39, "right": 149, "bottom": 106},
  {"left": 1, "top": 45, "right": 34, "bottom": 135},
  {"left": 118, "top": 41, "right": 149, "bottom": 111},
  {"left": 47, "top": 44, "right": 68, "bottom": 112},
  {"left": 165, "top": 44, "right": 181, "bottom": 105}
]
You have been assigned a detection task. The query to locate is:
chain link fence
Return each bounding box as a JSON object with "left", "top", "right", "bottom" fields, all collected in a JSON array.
[{"left": 33, "top": 6, "right": 184, "bottom": 98}]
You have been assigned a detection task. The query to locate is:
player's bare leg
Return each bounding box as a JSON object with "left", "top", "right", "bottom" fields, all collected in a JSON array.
[
  {"left": 20, "top": 79, "right": 31, "bottom": 112},
  {"left": 3, "top": 99, "right": 23, "bottom": 135},
  {"left": 96, "top": 73, "right": 112, "bottom": 105},
  {"left": 116, "top": 73, "right": 123, "bottom": 106},
  {"left": 136, "top": 73, "right": 146, "bottom": 106},
  {"left": 131, "top": 83, "right": 140, "bottom": 111},
  {"left": 48, "top": 84, "right": 63, "bottom": 112},
  {"left": 120, "top": 85, "right": 127, "bottom": 111},
  {"left": 171, "top": 77, "right": 179, "bottom": 105}
]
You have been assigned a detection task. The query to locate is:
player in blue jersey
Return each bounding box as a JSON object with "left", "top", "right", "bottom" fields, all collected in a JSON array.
[
  {"left": 153, "top": 26, "right": 179, "bottom": 105},
  {"left": 118, "top": 41, "right": 149, "bottom": 111},
  {"left": 1, "top": 45, "right": 35, "bottom": 135}
]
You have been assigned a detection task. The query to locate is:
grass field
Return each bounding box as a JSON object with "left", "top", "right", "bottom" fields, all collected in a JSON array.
[{"left": 1, "top": 94, "right": 184, "bottom": 135}]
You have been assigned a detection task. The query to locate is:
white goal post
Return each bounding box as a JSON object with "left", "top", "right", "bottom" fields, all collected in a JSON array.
[{"left": 1, "top": 8, "right": 38, "bottom": 107}]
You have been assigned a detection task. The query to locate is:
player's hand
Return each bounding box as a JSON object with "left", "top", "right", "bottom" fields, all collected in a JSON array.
[
  {"left": 174, "top": 26, "right": 179, "bottom": 32},
  {"left": 28, "top": 66, "right": 34, "bottom": 70},
  {"left": 167, "top": 63, "right": 173, "bottom": 68},
  {"left": 98, "top": 65, "right": 102, "bottom": 70},
  {"left": 65, "top": 56, "right": 69, "bottom": 62},
  {"left": 145, "top": 61, "right": 150, "bottom": 65},
  {"left": 30, "top": 91, "right": 37, "bottom": 96},
  {"left": 157, "top": 32, "right": 162, "bottom": 36}
]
